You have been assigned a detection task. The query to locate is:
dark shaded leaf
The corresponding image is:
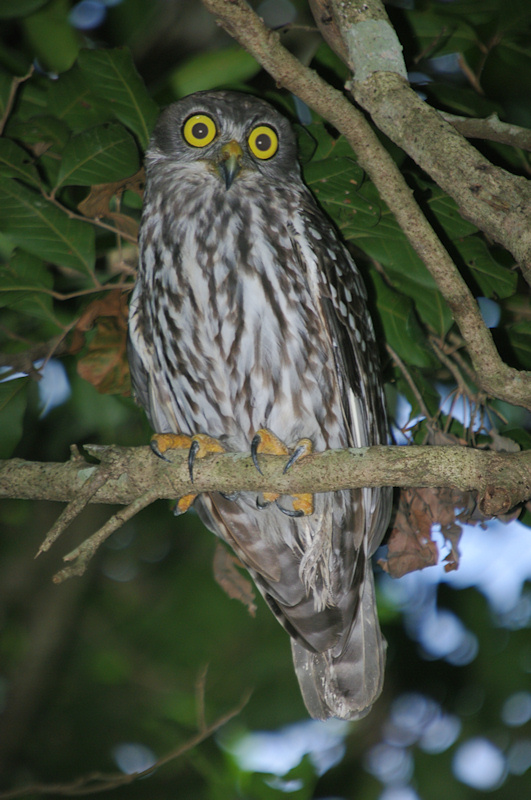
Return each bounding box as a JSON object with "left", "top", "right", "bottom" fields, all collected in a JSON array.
[
  {"left": 56, "top": 123, "right": 140, "bottom": 188},
  {"left": 78, "top": 48, "right": 158, "bottom": 149},
  {"left": 22, "top": 0, "right": 80, "bottom": 73},
  {"left": 171, "top": 46, "right": 261, "bottom": 97},
  {"left": 74, "top": 290, "right": 131, "bottom": 395},
  {"left": 0, "top": 378, "right": 27, "bottom": 458},
  {"left": 0, "top": 138, "right": 40, "bottom": 187},
  {"left": 0, "top": 251, "right": 62, "bottom": 327},
  {"left": 0, "top": 177, "right": 95, "bottom": 274},
  {"left": 371, "top": 272, "right": 436, "bottom": 368},
  {"left": 0, "top": 0, "right": 48, "bottom": 18}
]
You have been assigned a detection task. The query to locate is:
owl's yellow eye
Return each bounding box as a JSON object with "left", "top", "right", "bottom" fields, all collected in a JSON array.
[
  {"left": 248, "top": 125, "right": 278, "bottom": 160},
  {"left": 182, "top": 114, "right": 217, "bottom": 148}
]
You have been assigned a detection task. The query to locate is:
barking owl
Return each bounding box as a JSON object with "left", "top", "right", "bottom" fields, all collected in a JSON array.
[{"left": 128, "top": 90, "right": 391, "bottom": 720}]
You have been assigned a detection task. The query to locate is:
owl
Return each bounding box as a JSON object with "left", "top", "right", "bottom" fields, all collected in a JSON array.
[{"left": 128, "top": 90, "right": 392, "bottom": 720}]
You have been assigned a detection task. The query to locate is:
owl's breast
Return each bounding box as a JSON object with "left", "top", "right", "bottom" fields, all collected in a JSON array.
[{"left": 137, "top": 182, "right": 344, "bottom": 450}]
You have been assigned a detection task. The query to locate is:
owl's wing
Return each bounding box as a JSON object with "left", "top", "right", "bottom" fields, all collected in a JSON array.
[{"left": 281, "top": 195, "right": 392, "bottom": 719}]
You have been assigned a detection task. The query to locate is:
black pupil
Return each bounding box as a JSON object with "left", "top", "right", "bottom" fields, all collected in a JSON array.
[
  {"left": 255, "top": 133, "right": 271, "bottom": 151},
  {"left": 192, "top": 122, "right": 208, "bottom": 139}
]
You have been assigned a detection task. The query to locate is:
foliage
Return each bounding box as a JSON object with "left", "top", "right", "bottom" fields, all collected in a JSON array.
[{"left": 0, "top": 0, "right": 531, "bottom": 798}]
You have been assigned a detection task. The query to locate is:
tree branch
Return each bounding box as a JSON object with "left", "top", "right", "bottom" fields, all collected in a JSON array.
[
  {"left": 1, "top": 444, "right": 529, "bottom": 516},
  {"left": 200, "top": 0, "right": 531, "bottom": 410},
  {"left": 441, "top": 112, "right": 531, "bottom": 153},
  {"left": 0, "top": 688, "right": 250, "bottom": 798},
  {"left": 311, "top": 0, "right": 531, "bottom": 272}
]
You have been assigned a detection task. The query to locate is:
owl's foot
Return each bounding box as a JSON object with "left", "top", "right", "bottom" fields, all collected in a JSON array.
[
  {"left": 283, "top": 438, "right": 314, "bottom": 516},
  {"left": 251, "top": 428, "right": 314, "bottom": 517},
  {"left": 150, "top": 432, "right": 225, "bottom": 514}
]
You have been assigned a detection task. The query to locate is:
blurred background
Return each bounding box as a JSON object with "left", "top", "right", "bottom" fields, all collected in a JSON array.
[{"left": 1, "top": 0, "right": 531, "bottom": 798}]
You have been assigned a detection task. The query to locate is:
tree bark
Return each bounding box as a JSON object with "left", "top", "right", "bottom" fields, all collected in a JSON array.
[{"left": 1, "top": 444, "right": 530, "bottom": 517}]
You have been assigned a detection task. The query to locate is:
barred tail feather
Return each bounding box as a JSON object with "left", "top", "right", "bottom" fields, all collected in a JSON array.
[{"left": 291, "top": 567, "right": 386, "bottom": 720}]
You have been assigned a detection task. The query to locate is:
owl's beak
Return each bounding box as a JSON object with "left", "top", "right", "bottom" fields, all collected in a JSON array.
[{"left": 220, "top": 140, "right": 243, "bottom": 189}]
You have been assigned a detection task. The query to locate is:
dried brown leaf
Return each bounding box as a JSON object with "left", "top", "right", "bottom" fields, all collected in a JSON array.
[
  {"left": 77, "top": 169, "right": 145, "bottom": 238},
  {"left": 213, "top": 541, "right": 257, "bottom": 616},
  {"left": 73, "top": 290, "right": 130, "bottom": 395}
]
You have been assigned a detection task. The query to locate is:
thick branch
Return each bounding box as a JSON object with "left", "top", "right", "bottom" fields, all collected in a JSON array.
[
  {"left": 201, "top": 0, "right": 531, "bottom": 410},
  {"left": 1, "top": 444, "right": 530, "bottom": 517},
  {"left": 312, "top": 0, "right": 531, "bottom": 271}
]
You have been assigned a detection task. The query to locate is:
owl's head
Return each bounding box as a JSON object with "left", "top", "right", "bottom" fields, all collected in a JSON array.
[{"left": 146, "top": 90, "right": 301, "bottom": 189}]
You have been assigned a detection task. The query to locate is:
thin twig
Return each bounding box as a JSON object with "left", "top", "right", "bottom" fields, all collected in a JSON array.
[
  {"left": 45, "top": 193, "right": 138, "bottom": 245},
  {"left": 386, "top": 343, "right": 432, "bottom": 421},
  {"left": 53, "top": 488, "right": 160, "bottom": 583},
  {"left": 0, "top": 281, "right": 134, "bottom": 303},
  {"left": 0, "top": 691, "right": 251, "bottom": 798},
  {"left": 36, "top": 467, "right": 112, "bottom": 557},
  {"left": 195, "top": 664, "right": 209, "bottom": 733},
  {"left": 0, "top": 66, "right": 34, "bottom": 135}
]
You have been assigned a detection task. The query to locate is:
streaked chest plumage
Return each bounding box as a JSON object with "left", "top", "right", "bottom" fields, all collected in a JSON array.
[{"left": 132, "top": 166, "right": 344, "bottom": 451}]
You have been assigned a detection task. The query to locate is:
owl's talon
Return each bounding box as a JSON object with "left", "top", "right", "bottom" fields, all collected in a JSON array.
[
  {"left": 284, "top": 439, "right": 314, "bottom": 516},
  {"left": 256, "top": 491, "right": 279, "bottom": 509},
  {"left": 250, "top": 430, "right": 314, "bottom": 516},
  {"left": 150, "top": 432, "right": 225, "bottom": 510},
  {"left": 251, "top": 427, "right": 289, "bottom": 475},
  {"left": 150, "top": 438, "right": 172, "bottom": 462},
  {"left": 275, "top": 499, "right": 304, "bottom": 518},
  {"left": 188, "top": 438, "right": 201, "bottom": 483},
  {"left": 283, "top": 438, "right": 313, "bottom": 473},
  {"left": 174, "top": 493, "right": 197, "bottom": 515},
  {"left": 250, "top": 434, "right": 264, "bottom": 475}
]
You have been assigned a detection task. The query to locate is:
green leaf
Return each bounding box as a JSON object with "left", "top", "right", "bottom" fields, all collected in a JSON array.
[
  {"left": 424, "top": 184, "right": 478, "bottom": 239},
  {"left": 406, "top": 9, "right": 478, "bottom": 59},
  {"left": 507, "top": 321, "right": 531, "bottom": 370},
  {"left": 6, "top": 114, "right": 71, "bottom": 151},
  {"left": 455, "top": 237, "right": 517, "bottom": 298},
  {"left": 0, "top": 177, "right": 95, "bottom": 274},
  {"left": 45, "top": 65, "right": 113, "bottom": 131},
  {"left": 0, "top": 138, "right": 40, "bottom": 187},
  {"left": 0, "top": 378, "right": 27, "bottom": 458},
  {"left": 371, "top": 271, "right": 436, "bottom": 367},
  {"left": 312, "top": 42, "right": 350, "bottom": 82},
  {"left": 0, "top": 0, "right": 48, "bottom": 18},
  {"left": 303, "top": 133, "right": 454, "bottom": 336},
  {"left": 22, "top": 0, "right": 80, "bottom": 73},
  {"left": 5, "top": 114, "right": 71, "bottom": 187},
  {"left": 0, "top": 251, "right": 62, "bottom": 327},
  {"left": 171, "top": 46, "right": 261, "bottom": 97},
  {"left": 56, "top": 123, "right": 140, "bottom": 188},
  {"left": 77, "top": 48, "right": 159, "bottom": 149},
  {"left": 425, "top": 83, "right": 503, "bottom": 117}
]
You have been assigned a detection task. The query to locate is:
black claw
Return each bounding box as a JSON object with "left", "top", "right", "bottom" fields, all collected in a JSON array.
[
  {"left": 220, "top": 492, "right": 239, "bottom": 502},
  {"left": 150, "top": 439, "right": 170, "bottom": 462},
  {"left": 250, "top": 434, "right": 264, "bottom": 475},
  {"left": 275, "top": 499, "right": 304, "bottom": 518},
  {"left": 283, "top": 445, "right": 306, "bottom": 474},
  {"left": 188, "top": 439, "right": 200, "bottom": 483},
  {"left": 256, "top": 495, "right": 270, "bottom": 510}
]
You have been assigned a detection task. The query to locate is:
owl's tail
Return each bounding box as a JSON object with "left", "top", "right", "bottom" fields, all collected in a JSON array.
[{"left": 290, "top": 565, "right": 386, "bottom": 720}]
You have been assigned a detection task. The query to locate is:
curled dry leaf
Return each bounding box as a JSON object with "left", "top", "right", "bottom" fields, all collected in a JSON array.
[
  {"left": 213, "top": 541, "right": 257, "bottom": 617},
  {"left": 73, "top": 290, "right": 131, "bottom": 395},
  {"left": 78, "top": 168, "right": 145, "bottom": 240},
  {"left": 380, "top": 485, "right": 491, "bottom": 579}
]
